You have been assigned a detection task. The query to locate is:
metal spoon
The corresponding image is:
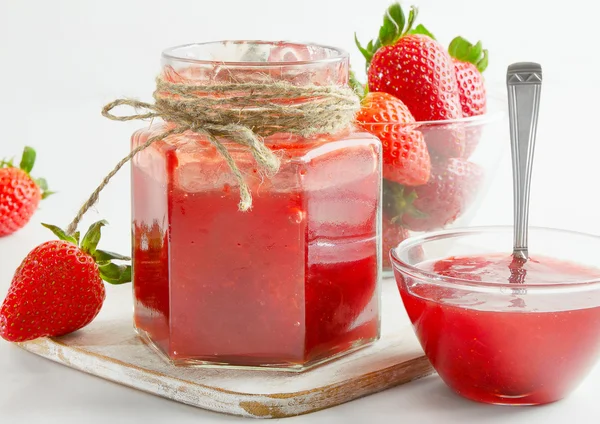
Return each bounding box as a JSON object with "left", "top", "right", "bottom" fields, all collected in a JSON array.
[{"left": 507, "top": 62, "right": 543, "bottom": 261}]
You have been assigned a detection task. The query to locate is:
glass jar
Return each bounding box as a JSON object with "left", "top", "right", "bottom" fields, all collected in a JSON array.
[{"left": 130, "top": 41, "right": 382, "bottom": 371}]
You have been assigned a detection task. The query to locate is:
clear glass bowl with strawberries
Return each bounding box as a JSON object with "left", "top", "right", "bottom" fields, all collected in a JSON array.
[{"left": 354, "top": 2, "right": 506, "bottom": 273}]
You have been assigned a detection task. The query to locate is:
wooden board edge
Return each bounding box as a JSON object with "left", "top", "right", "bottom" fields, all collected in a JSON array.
[
  {"left": 237, "top": 356, "right": 434, "bottom": 418},
  {"left": 17, "top": 338, "right": 434, "bottom": 419}
]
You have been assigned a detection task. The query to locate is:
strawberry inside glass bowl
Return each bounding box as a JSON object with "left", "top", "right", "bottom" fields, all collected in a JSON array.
[
  {"left": 390, "top": 226, "right": 600, "bottom": 405},
  {"left": 358, "top": 95, "right": 506, "bottom": 275}
]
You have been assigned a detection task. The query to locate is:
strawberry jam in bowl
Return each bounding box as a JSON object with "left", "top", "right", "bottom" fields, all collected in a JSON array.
[
  {"left": 354, "top": 2, "right": 506, "bottom": 274},
  {"left": 131, "top": 41, "right": 382, "bottom": 371},
  {"left": 390, "top": 226, "right": 600, "bottom": 405}
]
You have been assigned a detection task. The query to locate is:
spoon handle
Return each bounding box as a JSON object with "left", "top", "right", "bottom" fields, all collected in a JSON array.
[{"left": 506, "top": 62, "right": 543, "bottom": 260}]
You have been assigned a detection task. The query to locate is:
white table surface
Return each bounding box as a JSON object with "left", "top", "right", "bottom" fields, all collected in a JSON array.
[{"left": 2, "top": 0, "right": 600, "bottom": 422}]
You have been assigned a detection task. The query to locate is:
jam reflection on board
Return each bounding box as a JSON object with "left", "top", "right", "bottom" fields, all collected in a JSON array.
[
  {"left": 396, "top": 253, "right": 600, "bottom": 405},
  {"left": 131, "top": 131, "right": 380, "bottom": 368}
]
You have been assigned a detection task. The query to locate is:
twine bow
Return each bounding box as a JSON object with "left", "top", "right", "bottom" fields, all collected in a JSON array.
[{"left": 65, "top": 75, "right": 360, "bottom": 235}]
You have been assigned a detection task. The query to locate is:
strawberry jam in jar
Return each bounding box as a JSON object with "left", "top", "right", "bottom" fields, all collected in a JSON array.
[{"left": 131, "top": 41, "right": 382, "bottom": 370}]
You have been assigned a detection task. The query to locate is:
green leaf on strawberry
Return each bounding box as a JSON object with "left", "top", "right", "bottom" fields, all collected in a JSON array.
[
  {"left": 355, "top": 3, "right": 420, "bottom": 68},
  {"left": 33, "top": 177, "right": 55, "bottom": 199},
  {"left": 383, "top": 179, "right": 427, "bottom": 223},
  {"left": 80, "top": 219, "right": 107, "bottom": 256},
  {"left": 0, "top": 158, "right": 14, "bottom": 168},
  {"left": 94, "top": 249, "right": 131, "bottom": 264},
  {"left": 477, "top": 50, "right": 489, "bottom": 73},
  {"left": 378, "top": 3, "right": 405, "bottom": 46},
  {"left": 405, "top": 6, "right": 418, "bottom": 35},
  {"left": 19, "top": 146, "right": 36, "bottom": 174},
  {"left": 448, "top": 36, "right": 489, "bottom": 73},
  {"left": 41, "top": 223, "right": 79, "bottom": 245},
  {"left": 98, "top": 262, "right": 132, "bottom": 285},
  {"left": 34, "top": 177, "right": 48, "bottom": 191},
  {"left": 349, "top": 68, "right": 367, "bottom": 99},
  {"left": 407, "top": 24, "right": 436, "bottom": 40},
  {"left": 2, "top": 146, "right": 54, "bottom": 200},
  {"left": 355, "top": 33, "right": 374, "bottom": 66},
  {"left": 41, "top": 220, "right": 132, "bottom": 285}
]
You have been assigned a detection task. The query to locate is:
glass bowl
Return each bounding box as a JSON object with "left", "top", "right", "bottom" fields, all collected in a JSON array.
[
  {"left": 390, "top": 226, "right": 600, "bottom": 405},
  {"left": 358, "top": 94, "right": 506, "bottom": 275}
]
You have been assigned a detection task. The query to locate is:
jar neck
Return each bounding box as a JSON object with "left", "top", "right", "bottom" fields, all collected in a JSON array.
[{"left": 160, "top": 41, "right": 349, "bottom": 87}]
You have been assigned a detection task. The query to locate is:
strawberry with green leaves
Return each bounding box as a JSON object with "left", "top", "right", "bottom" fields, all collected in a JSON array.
[
  {"left": 356, "top": 3, "right": 464, "bottom": 158},
  {"left": 0, "top": 147, "right": 52, "bottom": 236},
  {"left": 356, "top": 3, "right": 463, "bottom": 124},
  {"left": 355, "top": 91, "right": 431, "bottom": 186},
  {"left": 0, "top": 221, "right": 131, "bottom": 342},
  {"left": 447, "top": 36, "right": 489, "bottom": 158},
  {"left": 448, "top": 36, "right": 488, "bottom": 117}
]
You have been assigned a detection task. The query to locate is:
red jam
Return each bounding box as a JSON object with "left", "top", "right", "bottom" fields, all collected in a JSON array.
[
  {"left": 396, "top": 253, "right": 600, "bottom": 405},
  {"left": 132, "top": 131, "right": 380, "bottom": 368}
]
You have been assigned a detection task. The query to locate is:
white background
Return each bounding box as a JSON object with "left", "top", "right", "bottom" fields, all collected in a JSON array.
[{"left": 0, "top": 0, "right": 599, "bottom": 422}]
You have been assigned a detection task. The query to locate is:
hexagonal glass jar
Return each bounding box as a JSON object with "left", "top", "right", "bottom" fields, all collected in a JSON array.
[{"left": 131, "top": 41, "right": 381, "bottom": 371}]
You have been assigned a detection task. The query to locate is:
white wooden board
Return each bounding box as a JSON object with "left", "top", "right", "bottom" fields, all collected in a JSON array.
[{"left": 17, "top": 278, "right": 433, "bottom": 419}]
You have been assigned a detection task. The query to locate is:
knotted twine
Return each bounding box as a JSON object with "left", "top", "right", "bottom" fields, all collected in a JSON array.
[{"left": 64, "top": 75, "right": 360, "bottom": 235}]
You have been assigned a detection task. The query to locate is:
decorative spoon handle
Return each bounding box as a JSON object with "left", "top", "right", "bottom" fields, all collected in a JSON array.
[{"left": 506, "top": 62, "right": 543, "bottom": 260}]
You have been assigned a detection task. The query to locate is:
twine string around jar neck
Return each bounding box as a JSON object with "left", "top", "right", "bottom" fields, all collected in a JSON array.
[{"left": 64, "top": 75, "right": 360, "bottom": 235}]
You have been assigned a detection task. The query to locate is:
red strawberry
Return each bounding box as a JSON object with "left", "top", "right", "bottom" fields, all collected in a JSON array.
[
  {"left": 385, "top": 158, "right": 483, "bottom": 232},
  {"left": 367, "top": 35, "right": 462, "bottom": 123},
  {"left": 356, "top": 92, "right": 430, "bottom": 186},
  {"left": 448, "top": 37, "right": 489, "bottom": 159},
  {"left": 355, "top": 3, "right": 464, "bottom": 158},
  {"left": 0, "top": 147, "right": 52, "bottom": 236},
  {"left": 448, "top": 36, "right": 488, "bottom": 117},
  {"left": 0, "top": 221, "right": 131, "bottom": 342},
  {"left": 461, "top": 124, "right": 484, "bottom": 160},
  {"left": 382, "top": 214, "right": 410, "bottom": 269}
]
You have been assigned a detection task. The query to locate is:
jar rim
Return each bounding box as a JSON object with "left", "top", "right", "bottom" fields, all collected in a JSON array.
[
  {"left": 161, "top": 40, "right": 349, "bottom": 67},
  {"left": 390, "top": 225, "right": 600, "bottom": 294}
]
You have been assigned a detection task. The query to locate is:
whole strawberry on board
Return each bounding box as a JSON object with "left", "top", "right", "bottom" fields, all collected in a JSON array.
[
  {"left": 0, "top": 221, "right": 130, "bottom": 342},
  {"left": 0, "top": 146, "right": 52, "bottom": 236},
  {"left": 355, "top": 90, "right": 431, "bottom": 187},
  {"left": 384, "top": 158, "right": 483, "bottom": 232}
]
